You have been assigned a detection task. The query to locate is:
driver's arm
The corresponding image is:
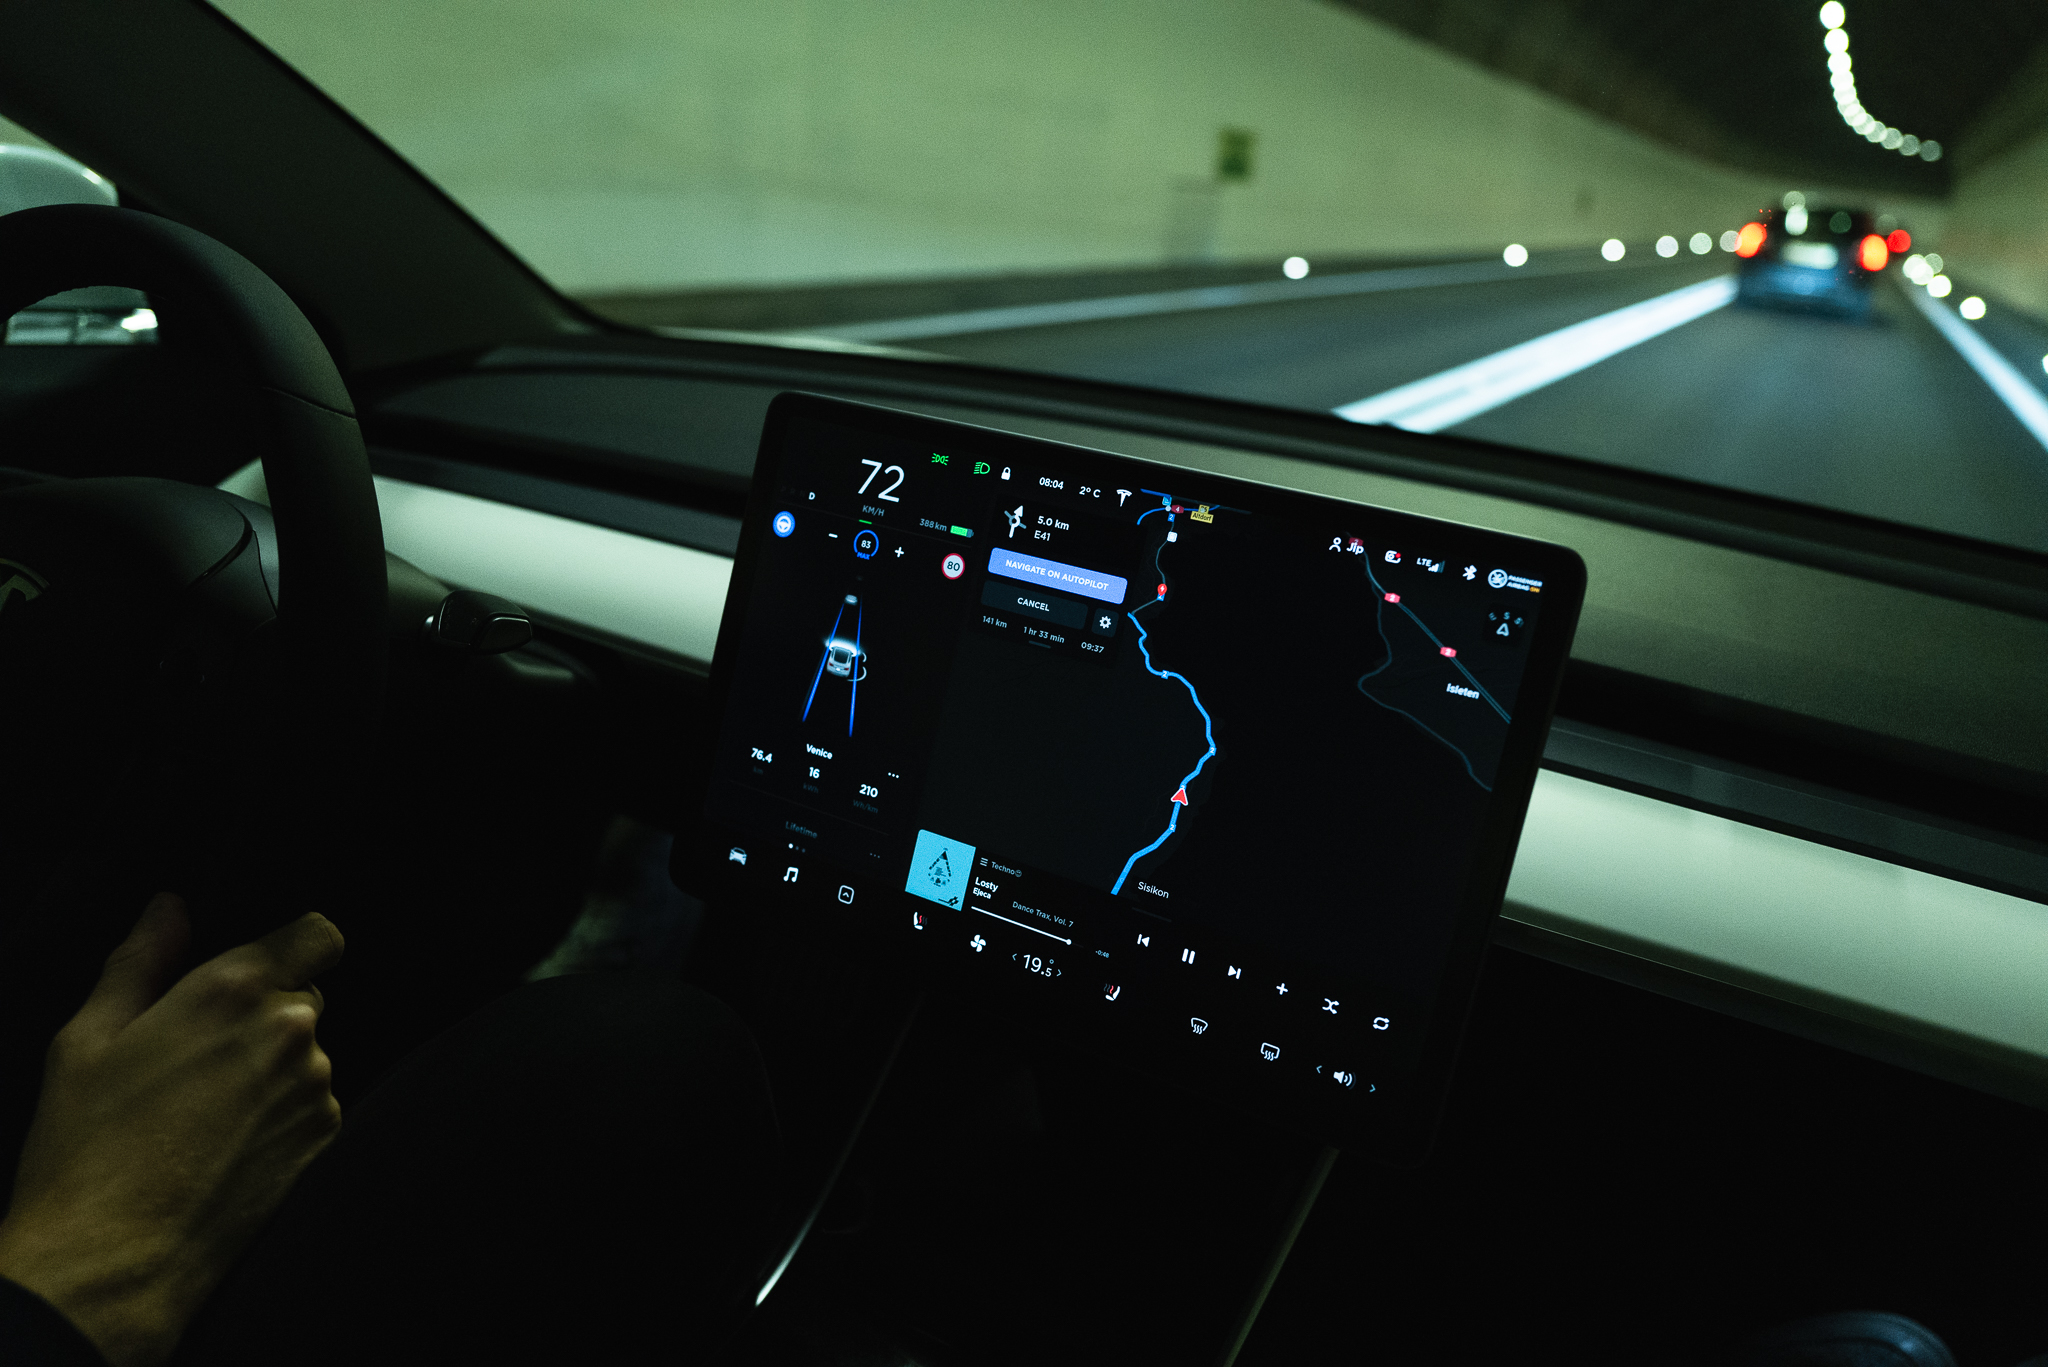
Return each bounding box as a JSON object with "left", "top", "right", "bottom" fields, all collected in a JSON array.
[{"left": 0, "top": 894, "right": 345, "bottom": 1367}]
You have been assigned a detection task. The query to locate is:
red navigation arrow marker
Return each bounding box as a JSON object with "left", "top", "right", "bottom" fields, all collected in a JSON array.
[{"left": 1171, "top": 786, "right": 1189, "bottom": 805}]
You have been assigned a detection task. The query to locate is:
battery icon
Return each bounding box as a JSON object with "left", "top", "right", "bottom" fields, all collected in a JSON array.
[{"left": 950, "top": 525, "right": 975, "bottom": 538}]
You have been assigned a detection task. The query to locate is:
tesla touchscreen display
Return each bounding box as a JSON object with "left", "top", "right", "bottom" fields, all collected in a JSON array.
[{"left": 689, "top": 395, "right": 1583, "bottom": 1146}]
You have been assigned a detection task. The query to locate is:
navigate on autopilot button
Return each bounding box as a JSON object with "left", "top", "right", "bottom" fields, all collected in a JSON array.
[{"left": 986, "top": 547, "right": 1129, "bottom": 606}]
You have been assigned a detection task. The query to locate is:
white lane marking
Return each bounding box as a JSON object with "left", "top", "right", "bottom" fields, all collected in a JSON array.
[
  {"left": 1903, "top": 284, "right": 2048, "bottom": 454},
  {"left": 1333, "top": 275, "right": 1738, "bottom": 432},
  {"left": 809, "top": 254, "right": 1628, "bottom": 343}
]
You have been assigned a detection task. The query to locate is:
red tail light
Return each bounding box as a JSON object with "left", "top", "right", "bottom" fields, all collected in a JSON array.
[
  {"left": 1887, "top": 229, "right": 1911, "bottom": 253},
  {"left": 1858, "top": 235, "right": 1889, "bottom": 271},
  {"left": 1735, "top": 222, "right": 1767, "bottom": 258}
]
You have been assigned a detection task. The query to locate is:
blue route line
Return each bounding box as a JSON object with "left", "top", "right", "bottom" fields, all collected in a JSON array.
[
  {"left": 1106, "top": 495, "right": 1251, "bottom": 894},
  {"left": 1111, "top": 597, "right": 1217, "bottom": 895}
]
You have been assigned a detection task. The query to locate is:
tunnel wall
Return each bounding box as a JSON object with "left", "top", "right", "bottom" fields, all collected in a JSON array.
[
  {"left": 1941, "top": 131, "right": 2048, "bottom": 317},
  {"left": 163, "top": 1, "right": 1853, "bottom": 295}
]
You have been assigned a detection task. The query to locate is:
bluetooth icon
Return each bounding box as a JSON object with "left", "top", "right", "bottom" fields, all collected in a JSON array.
[{"left": 1462, "top": 565, "right": 1477, "bottom": 580}]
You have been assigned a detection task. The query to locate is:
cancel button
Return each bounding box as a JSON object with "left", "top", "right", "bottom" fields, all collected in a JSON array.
[{"left": 981, "top": 579, "right": 1089, "bottom": 628}]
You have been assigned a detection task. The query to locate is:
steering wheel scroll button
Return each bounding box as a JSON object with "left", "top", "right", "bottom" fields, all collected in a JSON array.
[
  {"left": 773, "top": 510, "right": 795, "bottom": 537},
  {"left": 426, "top": 589, "right": 533, "bottom": 654}
]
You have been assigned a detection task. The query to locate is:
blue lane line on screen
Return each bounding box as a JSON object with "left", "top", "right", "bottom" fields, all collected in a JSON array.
[
  {"left": 848, "top": 597, "right": 862, "bottom": 736},
  {"left": 801, "top": 596, "right": 848, "bottom": 724},
  {"left": 1333, "top": 274, "right": 1737, "bottom": 432}
]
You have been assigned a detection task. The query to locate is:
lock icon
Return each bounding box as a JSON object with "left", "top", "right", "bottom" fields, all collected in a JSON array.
[{"left": 1001, "top": 466, "right": 1011, "bottom": 479}]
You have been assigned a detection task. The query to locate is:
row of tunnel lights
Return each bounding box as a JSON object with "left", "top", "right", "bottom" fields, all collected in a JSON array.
[
  {"left": 1493, "top": 207, "right": 1987, "bottom": 320},
  {"left": 1819, "top": 2, "right": 1940, "bottom": 161},
  {"left": 1500, "top": 227, "right": 1895, "bottom": 268}
]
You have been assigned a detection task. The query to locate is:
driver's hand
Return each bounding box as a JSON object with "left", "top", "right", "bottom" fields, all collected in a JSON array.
[{"left": 0, "top": 893, "right": 344, "bottom": 1367}]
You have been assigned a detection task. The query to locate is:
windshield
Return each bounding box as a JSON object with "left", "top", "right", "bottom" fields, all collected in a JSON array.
[{"left": 214, "top": 0, "right": 2048, "bottom": 555}]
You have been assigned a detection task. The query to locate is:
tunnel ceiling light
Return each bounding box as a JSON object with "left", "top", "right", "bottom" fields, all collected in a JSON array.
[
  {"left": 1959, "top": 295, "right": 1986, "bottom": 320},
  {"left": 1656, "top": 235, "right": 1679, "bottom": 257},
  {"left": 1282, "top": 256, "right": 1310, "bottom": 279},
  {"left": 1820, "top": 5, "right": 1940, "bottom": 161},
  {"left": 1601, "top": 238, "right": 1626, "bottom": 261},
  {"left": 1503, "top": 243, "right": 1529, "bottom": 267},
  {"left": 1690, "top": 232, "right": 1713, "bottom": 254}
]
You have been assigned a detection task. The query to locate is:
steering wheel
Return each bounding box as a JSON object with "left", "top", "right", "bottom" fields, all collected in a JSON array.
[{"left": 0, "top": 204, "right": 386, "bottom": 1023}]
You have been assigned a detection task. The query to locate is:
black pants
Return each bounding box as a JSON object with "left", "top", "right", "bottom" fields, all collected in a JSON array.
[{"left": 171, "top": 971, "right": 781, "bottom": 1364}]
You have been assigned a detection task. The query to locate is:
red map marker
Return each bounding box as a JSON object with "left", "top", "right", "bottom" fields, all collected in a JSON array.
[{"left": 1171, "top": 786, "right": 1189, "bottom": 805}]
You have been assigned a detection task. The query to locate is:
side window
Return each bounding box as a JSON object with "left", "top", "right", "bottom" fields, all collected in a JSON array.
[{"left": 0, "top": 118, "right": 155, "bottom": 346}]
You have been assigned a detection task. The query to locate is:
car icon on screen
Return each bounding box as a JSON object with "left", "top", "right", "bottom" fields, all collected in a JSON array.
[{"left": 825, "top": 641, "right": 859, "bottom": 677}]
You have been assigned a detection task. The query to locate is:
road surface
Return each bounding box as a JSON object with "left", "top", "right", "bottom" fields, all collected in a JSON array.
[{"left": 862, "top": 253, "right": 2048, "bottom": 555}]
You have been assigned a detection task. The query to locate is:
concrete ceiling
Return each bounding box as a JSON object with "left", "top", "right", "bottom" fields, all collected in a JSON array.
[{"left": 1336, "top": 0, "right": 2048, "bottom": 196}]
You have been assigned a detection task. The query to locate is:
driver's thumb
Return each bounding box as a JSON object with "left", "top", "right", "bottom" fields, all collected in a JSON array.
[{"left": 75, "top": 892, "right": 192, "bottom": 1037}]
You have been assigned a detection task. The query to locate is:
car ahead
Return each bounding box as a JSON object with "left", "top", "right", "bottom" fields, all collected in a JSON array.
[{"left": 1733, "top": 204, "right": 1891, "bottom": 319}]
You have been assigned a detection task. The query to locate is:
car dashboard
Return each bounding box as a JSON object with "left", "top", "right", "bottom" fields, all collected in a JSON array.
[{"left": 216, "top": 334, "right": 2048, "bottom": 1111}]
